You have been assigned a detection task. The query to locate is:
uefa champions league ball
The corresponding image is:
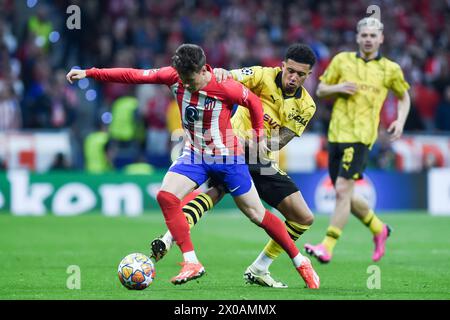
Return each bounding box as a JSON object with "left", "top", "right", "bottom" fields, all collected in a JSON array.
[{"left": 118, "top": 253, "right": 155, "bottom": 290}]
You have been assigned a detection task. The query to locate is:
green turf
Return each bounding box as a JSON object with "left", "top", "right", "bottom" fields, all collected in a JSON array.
[{"left": 0, "top": 211, "right": 449, "bottom": 300}]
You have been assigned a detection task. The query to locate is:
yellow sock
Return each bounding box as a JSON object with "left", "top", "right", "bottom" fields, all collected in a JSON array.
[
  {"left": 182, "top": 193, "right": 214, "bottom": 229},
  {"left": 321, "top": 226, "right": 342, "bottom": 254},
  {"left": 263, "top": 221, "right": 310, "bottom": 259},
  {"left": 361, "top": 210, "right": 384, "bottom": 235}
]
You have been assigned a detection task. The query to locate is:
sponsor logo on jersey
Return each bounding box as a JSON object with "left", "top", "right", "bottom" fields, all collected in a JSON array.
[
  {"left": 204, "top": 97, "right": 217, "bottom": 111},
  {"left": 358, "top": 83, "right": 381, "bottom": 94},
  {"left": 263, "top": 114, "right": 281, "bottom": 129},
  {"left": 185, "top": 105, "right": 199, "bottom": 124},
  {"left": 287, "top": 111, "right": 309, "bottom": 126}
]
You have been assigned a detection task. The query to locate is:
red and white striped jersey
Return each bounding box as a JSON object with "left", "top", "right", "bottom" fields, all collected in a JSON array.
[{"left": 87, "top": 65, "right": 264, "bottom": 156}]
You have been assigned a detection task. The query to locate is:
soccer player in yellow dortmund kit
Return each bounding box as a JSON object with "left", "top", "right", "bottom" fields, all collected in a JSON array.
[
  {"left": 304, "top": 17, "right": 411, "bottom": 263},
  {"left": 151, "top": 43, "right": 319, "bottom": 288}
]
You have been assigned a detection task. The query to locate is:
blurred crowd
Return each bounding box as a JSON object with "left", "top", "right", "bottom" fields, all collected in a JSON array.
[{"left": 0, "top": 0, "right": 449, "bottom": 170}]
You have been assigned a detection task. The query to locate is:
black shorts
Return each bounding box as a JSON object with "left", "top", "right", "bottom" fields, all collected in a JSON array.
[
  {"left": 248, "top": 163, "right": 299, "bottom": 208},
  {"left": 328, "top": 142, "right": 370, "bottom": 185},
  {"left": 208, "top": 161, "right": 299, "bottom": 208}
]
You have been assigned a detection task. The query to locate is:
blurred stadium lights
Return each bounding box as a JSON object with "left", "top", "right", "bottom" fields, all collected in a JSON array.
[
  {"left": 26, "top": 0, "right": 38, "bottom": 8},
  {"left": 48, "top": 31, "right": 60, "bottom": 43},
  {"left": 86, "top": 89, "right": 97, "bottom": 102},
  {"left": 101, "top": 112, "right": 113, "bottom": 125},
  {"left": 34, "top": 36, "right": 45, "bottom": 48},
  {"left": 77, "top": 78, "right": 89, "bottom": 90}
]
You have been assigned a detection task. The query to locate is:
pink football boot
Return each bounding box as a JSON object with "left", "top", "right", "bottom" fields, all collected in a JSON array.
[
  {"left": 304, "top": 243, "right": 332, "bottom": 264},
  {"left": 372, "top": 224, "right": 392, "bottom": 262}
]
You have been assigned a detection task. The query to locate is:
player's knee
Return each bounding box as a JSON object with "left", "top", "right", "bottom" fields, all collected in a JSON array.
[
  {"left": 289, "top": 208, "right": 314, "bottom": 226},
  {"left": 335, "top": 188, "right": 349, "bottom": 202},
  {"left": 335, "top": 182, "right": 352, "bottom": 202},
  {"left": 301, "top": 211, "right": 315, "bottom": 226},
  {"left": 283, "top": 200, "right": 315, "bottom": 226}
]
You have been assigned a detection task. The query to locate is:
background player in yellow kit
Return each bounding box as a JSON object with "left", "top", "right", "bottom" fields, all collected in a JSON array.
[
  {"left": 304, "top": 17, "right": 411, "bottom": 263},
  {"left": 151, "top": 43, "right": 318, "bottom": 288}
]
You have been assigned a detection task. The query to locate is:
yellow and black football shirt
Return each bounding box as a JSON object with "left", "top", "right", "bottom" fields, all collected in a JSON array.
[
  {"left": 230, "top": 66, "right": 316, "bottom": 161},
  {"left": 320, "top": 51, "right": 410, "bottom": 148}
]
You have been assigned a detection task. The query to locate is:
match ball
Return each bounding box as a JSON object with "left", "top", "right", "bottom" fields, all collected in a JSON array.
[{"left": 118, "top": 253, "right": 155, "bottom": 290}]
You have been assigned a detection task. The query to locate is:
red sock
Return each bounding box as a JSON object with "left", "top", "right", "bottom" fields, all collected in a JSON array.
[
  {"left": 260, "top": 210, "right": 299, "bottom": 258},
  {"left": 156, "top": 190, "right": 194, "bottom": 253}
]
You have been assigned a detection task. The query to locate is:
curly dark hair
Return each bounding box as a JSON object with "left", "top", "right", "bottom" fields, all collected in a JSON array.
[
  {"left": 285, "top": 43, "right": 316, "bottom": 68},
  {"left": 171, "top": 44, "right": 206, "bottom": 75}
]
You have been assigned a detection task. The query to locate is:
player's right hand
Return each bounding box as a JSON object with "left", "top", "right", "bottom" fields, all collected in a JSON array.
[
  {"left": 213, "top": 68, "right": 232, "bottom": 83},
  {"left": 66, "top": 69, "right": 87, "bottom": 84},
  {"left": 337, "top": 82, "right": 358, "bottom": 95},
  {"left": 246, "top": 132, "right": 270, "bottom": 161},
  {"left": 257, "top": 138, "right": 270, "bottom": 157}
]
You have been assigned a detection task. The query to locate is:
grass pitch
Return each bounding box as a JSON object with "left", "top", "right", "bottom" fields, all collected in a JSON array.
[{"left": 0, "top": 211, "right": 449, "bottom": 300}]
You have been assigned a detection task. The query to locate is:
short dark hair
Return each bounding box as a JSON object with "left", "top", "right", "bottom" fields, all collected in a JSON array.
[
  {"left": 172, "top": 44, "right": 206, "bottom": 75},
  {"left": 285, "top": 43, "right": 316, "bottom": 68}
]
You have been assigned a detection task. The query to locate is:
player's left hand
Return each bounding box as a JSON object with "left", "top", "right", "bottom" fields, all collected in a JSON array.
[{"left": 387, "top": 120, "right": 404, "bottom": 141}]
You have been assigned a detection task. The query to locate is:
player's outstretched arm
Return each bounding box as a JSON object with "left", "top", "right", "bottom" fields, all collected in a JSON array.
[
  {"left": 68, "top": 67, "right": 177, "bottom": 85},
  {"left": 66, "top": 67, "right": 149, "bottom": 84}
]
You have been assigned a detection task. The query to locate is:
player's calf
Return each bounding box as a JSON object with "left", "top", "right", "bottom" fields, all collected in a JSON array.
[{"left": 150, "top": 192, "right": 214, "bottom": 263}]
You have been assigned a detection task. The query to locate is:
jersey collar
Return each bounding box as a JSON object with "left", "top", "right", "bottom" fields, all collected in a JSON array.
[
  {"left": 275, "top": 71, "right": 302, "bottom": 99},
  {"left": 356, "top": 51, "right": 383, "bottom": 62}
]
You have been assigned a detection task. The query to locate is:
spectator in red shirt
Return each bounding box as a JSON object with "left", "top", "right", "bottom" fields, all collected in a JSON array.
[{"left": 412, "top": 83, "right": 440, "bottom": 131}]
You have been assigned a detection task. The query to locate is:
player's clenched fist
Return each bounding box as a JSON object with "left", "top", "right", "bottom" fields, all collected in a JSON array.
[{"left": 66, "top": 69, "right": 87, "bottom": 84}]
